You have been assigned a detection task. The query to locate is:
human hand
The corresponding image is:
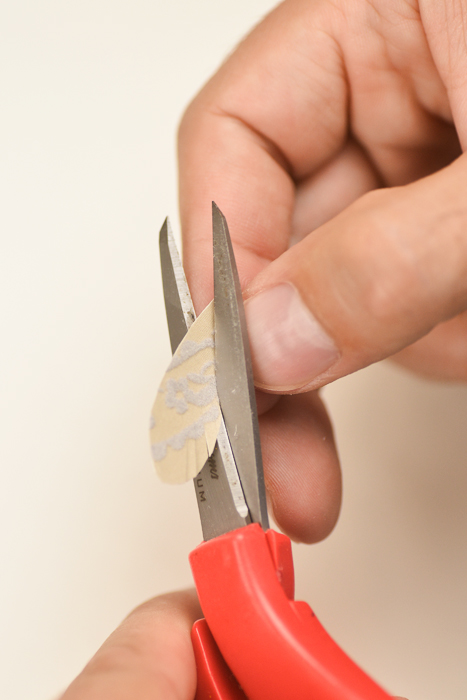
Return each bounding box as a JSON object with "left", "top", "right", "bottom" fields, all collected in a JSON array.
[
  {"left": 59, "top": 590, "right": 201, "bottom": 700},
  {"left": 178, "top": 0, "right": 466, "bottom": 543}
]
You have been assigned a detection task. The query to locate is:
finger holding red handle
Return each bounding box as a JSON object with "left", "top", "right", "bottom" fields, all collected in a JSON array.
[{"left": 190, "top": 524, "right": 393, "bottom": 700}]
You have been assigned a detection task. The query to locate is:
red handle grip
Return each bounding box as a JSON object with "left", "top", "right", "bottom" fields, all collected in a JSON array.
[
  {"left": 190, "top": 523, "right": 392, "bottom": 700},
  {"left": 191, "top": 619, "right": 247, "bottom": 700}
]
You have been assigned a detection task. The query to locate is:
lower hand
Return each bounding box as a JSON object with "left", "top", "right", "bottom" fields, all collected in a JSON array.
[{"left": 60, "top": 590, "right": 201, "bottom": 700}]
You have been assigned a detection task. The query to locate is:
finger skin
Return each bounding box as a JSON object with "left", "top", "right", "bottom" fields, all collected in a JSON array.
[
  {"left": 257, "top": 386, "right": 342, "bottom": 543},
  {"left": 245, "top": 155, "right": 467, "bottom": 393},
  {"left": 259, "top": 391, "right": 342, "bottom": 543},
  {"left": 393, "top": 311, "right": 467, "bottom": 381},
  {"left": 178, "top": 0, "right": 348, "bottom": 311},
  {"left": 61, "top": 590, "right": 201, "bottom": 700}
]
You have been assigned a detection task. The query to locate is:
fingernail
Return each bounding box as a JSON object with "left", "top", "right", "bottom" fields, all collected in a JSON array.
[{"left": 245, "top": 283, "right": 339, "bottom": 390}]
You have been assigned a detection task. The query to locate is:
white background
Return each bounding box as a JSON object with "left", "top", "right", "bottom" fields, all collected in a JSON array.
[{"left": 1, "top": 2, "right": 466, "bottom": 699}]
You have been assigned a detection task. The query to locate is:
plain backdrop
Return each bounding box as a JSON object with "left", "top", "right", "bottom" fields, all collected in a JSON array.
[{"left": 1, "top": 2, "right": 466, "bottom": 699}]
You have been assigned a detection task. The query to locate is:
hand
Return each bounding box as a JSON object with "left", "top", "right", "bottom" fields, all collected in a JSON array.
[
  {"left": 63, "top": 2, "right": 464, "bottom": 695},
  {"left": 59, "top": 588, "right": 409, "bottom": 700},
  {"left": 59, "top": 590, "right": 201, "bottom": 700},
  {"left": 178, "top": 0, "right": 467, "bottom": 543}
]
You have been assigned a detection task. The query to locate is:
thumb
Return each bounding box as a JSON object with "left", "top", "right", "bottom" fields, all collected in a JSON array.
[
  {"left": 244, "top": 154, "right": 467, "bottom": 392},
  {"left": 60, "top": 590, "right": 201, "bottom": 700}
]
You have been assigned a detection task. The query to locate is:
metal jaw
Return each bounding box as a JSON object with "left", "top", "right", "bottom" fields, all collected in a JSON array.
[
  {"left": 159, "top": 206, "right": 268, "bottom": 540},
  {"left": 159, "top": 218, "right": 249, "bottom": 540}
]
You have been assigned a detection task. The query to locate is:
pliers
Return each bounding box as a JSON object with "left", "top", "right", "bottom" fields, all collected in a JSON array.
[{"left": 158, "top": 203, "right": 392, "bottom": 700}]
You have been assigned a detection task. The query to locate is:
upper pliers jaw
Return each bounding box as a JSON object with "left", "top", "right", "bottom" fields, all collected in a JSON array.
[{"left": 212, "top": 202, "right": 269, "bottom": 530}]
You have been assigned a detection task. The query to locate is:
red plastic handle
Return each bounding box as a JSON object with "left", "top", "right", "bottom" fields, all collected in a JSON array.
[
  {"left": 191, "top": 619, "right": 247, "bottom": 700},
  {"left": 190, "top": 523, "right": 392, "bottom": 700}
]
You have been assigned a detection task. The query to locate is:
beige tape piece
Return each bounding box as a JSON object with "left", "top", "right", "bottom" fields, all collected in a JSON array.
[{"left": 150, "top": 301, "right": 221, "bottom": 484}]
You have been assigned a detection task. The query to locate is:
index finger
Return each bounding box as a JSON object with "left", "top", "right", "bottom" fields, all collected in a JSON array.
[{"left": 178, "top": 0, "right": 347, "bottom": 311}]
